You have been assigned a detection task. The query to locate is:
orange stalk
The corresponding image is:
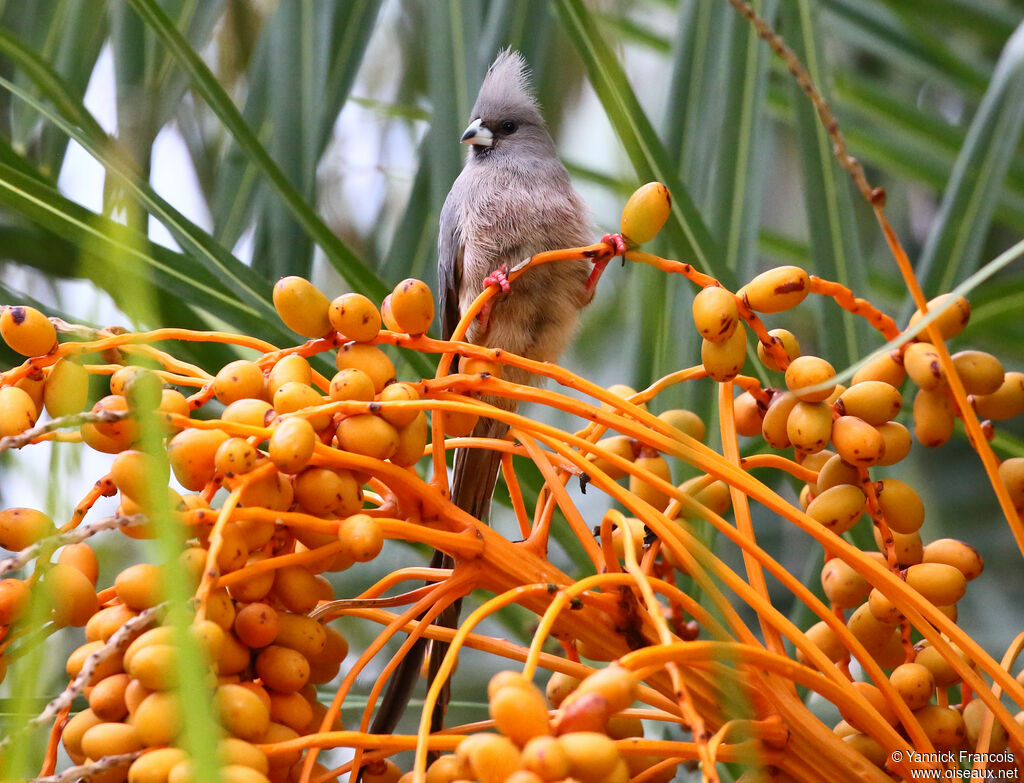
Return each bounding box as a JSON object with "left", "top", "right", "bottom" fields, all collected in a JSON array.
[{"left": 719, "top": 382, "right": 785, "bottom": 656}]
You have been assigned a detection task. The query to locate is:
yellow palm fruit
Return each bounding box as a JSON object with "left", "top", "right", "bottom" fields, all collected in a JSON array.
[
  {"left": 912, "top": 704, "right": 966, "bottom": 751},
  {"left": 0, "top": 578, "right": 30, "bottom": 625},
  {"left": 888, "top": 662, "right": 934, "bottom": 711},
  {"left": 701, "top": 321, "right": 747, "bottom": 382},
  {"left": 831, "top": 416, "right": 886, "bottom": 466},
  {"left": 336, "top": 342, "right": 396, "bottom": 392},
  {"left": 391, "top": 411, "right": 428, "bottom": 467},
  {"left": 835, "top": 381, "right": 902, "bottom": 425},
  {"left": 738, "top": 265, "right": 811, "bottom": 313},
  {"left": 873, "top": 528, "right": 923, "bottom": 567},
  {"left": 218, "top": 738, "right": 270, "bottom": 775},
  {"left": 733, "top": 389, "right": 766, "bottom": 436},
  {"left": 0, "top": 506, "right": 55, "bottom": 551},
  {"left": 820, "top": 557, "right": 870, "bottom": 608},
  {"left": 43, "top": 358, "right": 90, "bottom": 417},
  {"left": 811, "top": 448, "right": 860, "bottom": 491},
  {"left": 377, "top": 381, "right": 420, "bottom": 427},
  {"left": 852, "top": 350, "right": 906, "bottom": 387},
  {"left": 842, "top": 733, "right": 886, "bottom": 768},
  {"left": 214, "top": 360, "right": 265, "bottom": 404},
  {"left": 785, "top": 355, "right": 836, "bottom": 402},
  {"left": 329, "top": 292, "right": 381, "bottom": 342},
  {"left": 273, "top": 381, "right": 332, "bottom": 431},
  {"left": 80, "top": 722, "right": 142, "bottom": 760},
  {"left": 922, "top": 538, "right": 983, "bottom": 580},
  {"left": 490, "top": 680, "right": 550, "bottom": 746},
  {"left": 294, "top": 466, "right": 362, "bottom": 517},
  {"left": 167, "top": 427, "right": 231, "bottom": 490},
  {"left": 0, "top": 386, "right": 38, "bottom": 437},
  {"left": 329, "top": 367, "right": 376, "bottom": 402},
  {"left": 223, "top": 398, "right": 274, "bottom": 429},
  {"left": 913, "top": 387, "right": 955, "bottom": 447},
  {"left": 14, "top": 373, "right": 44, "bottom": 416},
  {"left": 806, "top": 484, "right": 865, "bottom": 535},
  {"left": 874, "top": 478, "right": 924, "bottom": 534},
  {"left": 951, "top": 349, "right": 1003, "bottom": 395},
  {"left": 214, "top": 437, "right": 259, "bottom": 475},
  {"left": 462, "top": 733, "right": 521, "bottom": 783},
  {"left": 521, "top": 735, "right": 570, "bottom": 780},
  {"left": 761, "top": 391, "right": 799, "bottom": 449},
  {"left": 115, "top": 563, "right": 165, "bottom": 610},
  {"left": 267, "top": 353, "right": 312, "bottom": 397},
  {"left": 907, "top": 293, "right": 970, "bottom": 341},
  {"left": 545, "top": 671, "right": 581, "bottom": 708},
  {"left": 336, "top": 413, "right": 399, "bottom": 460},
  {"left": 216, "top": 683, "right": 271, "bottom": 741},
  {"left": 875, "top": 421, "right": 912, "bottom": 466},
  {"left": 691, "top": 286, "right": 739, "bottom": 343},
  {"left": 867, "top": 588, "right": 901, "bottom": 625},
  {"left": 973, "top": 371, "right": 1024, "bottom": 420},
  {"left": 620, "top": 182, "right": 671, "bottom": 245},
  {"left": 389, "top": 278, "right": 435, "bottom": 335},
  {"left": 269, "top": 417, "right": 317, "bottom": 474},
  {"left": 629, "top": 453, "right": 672, "bottom": 511},
  {"left": 338, "top": 513, "right": 384, "bottom": 563},
  {"left": 557, "top": 732, "right": 622, "bottom": 783},
  {"left": 905, "top": 562, "right": 967, "bottom": 606},
  {"left": 273, "top": 276, "right": 332, "bottom": 338},
  {"left": 128, "top": 747, "right": 189, "bottom": 783},
  {"left": 904, "top": 342, "right": 946, "bottom": 390},
  {"left": 757, "top": 328, "right": 801, "bottom": 371},
  {"left": 657, "top": 408, "right": 706, "bottom": 442},
  {"left": 963, "top": 697, "right": 1009, "bottom": 752},
  {"left": 786, "top": 401, "right": 833, "bottom": 453},
  {"left": 0, "top": 305, "right": 56, "bottom": 356}
]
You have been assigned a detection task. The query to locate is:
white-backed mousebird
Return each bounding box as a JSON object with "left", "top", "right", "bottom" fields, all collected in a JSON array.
[{"left": 366, "top": 47, "right": 620, "bottom": 754}]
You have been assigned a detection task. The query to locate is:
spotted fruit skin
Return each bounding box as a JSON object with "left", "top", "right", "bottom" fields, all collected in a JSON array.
[
  {"left": 739, "top": 265, "right": 811, "bottom": 314},
  {"left": 620, "top": 182, "right": 671, "bottom": 245},
  {"left": 1, "top": 305, "right": 56, "bottom": 357}
]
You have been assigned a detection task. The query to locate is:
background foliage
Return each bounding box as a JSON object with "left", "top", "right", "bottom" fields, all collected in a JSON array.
[{"left": 2, "top": 0, "right": 1024, "bottom": 775}]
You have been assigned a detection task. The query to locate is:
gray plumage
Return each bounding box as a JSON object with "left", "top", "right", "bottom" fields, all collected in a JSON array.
[
  {"left": 440, "top": 49, "right": 592, "bottom": 380},
  {"left": 367, "top": 49, "right": 593, "bottom": 750},
  {"left": 442, "top": 48, "right": 593, "bottom": 525}
]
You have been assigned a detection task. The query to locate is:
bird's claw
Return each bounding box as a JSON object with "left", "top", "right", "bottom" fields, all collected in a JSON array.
[
  {"left": 602, "top": 232, "right": 628, "bottom": 257},
  {"left": 478, "top": 265, "right": 510, "bottom": 326},
  {"left": 482, "top": 264, "right": 511, "bottom": 294}
]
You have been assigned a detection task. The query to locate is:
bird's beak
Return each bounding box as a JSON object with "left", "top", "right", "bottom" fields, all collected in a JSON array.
[{"left": 460, "top": 118, "right": 493, "bottom": 147}]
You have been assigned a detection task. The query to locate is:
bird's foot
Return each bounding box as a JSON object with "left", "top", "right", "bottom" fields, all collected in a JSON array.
[
  {"left": 585, "top": 234, "right": 626, "bottom": 297},
  {"left": 482, "top": 264, "right": 511, "bottom": 293},
  {"left": 478, "top": 264, "right": 511, "bottom": 326},
  {"left": 602, "top": 232, "right": 628, "bottom": 257},
  {"left": 586, "top": 234, "right": 627, "bottom": 295}
]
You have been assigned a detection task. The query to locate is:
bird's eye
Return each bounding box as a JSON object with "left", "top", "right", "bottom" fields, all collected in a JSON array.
[{"left": 500, "top": 120, "right": 518, "bottom": 134}]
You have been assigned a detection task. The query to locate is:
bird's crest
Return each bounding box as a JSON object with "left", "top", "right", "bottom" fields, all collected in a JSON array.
[{"left": 472, "top": 49, "right": 542, "bottom": 121}]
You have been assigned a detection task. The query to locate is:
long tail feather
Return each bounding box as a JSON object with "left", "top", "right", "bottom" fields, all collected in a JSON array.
[{"left": 363, "top": 417, "right": 507, "bottom": 755}]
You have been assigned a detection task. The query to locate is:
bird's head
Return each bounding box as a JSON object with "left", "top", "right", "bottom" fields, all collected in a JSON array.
[{"left": 461, "top": 49, "right": 555, "bottom": 161}]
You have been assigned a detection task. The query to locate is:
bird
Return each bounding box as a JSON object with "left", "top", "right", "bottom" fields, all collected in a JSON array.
[
  {"left": 439, "top": 48, "right": 597, "bottom": 521},
  {"left": 367, "top": 48, "right": 614, "bottom": 747}
]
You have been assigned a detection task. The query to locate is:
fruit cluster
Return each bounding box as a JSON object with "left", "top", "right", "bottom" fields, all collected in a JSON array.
[
  {"left": 378, "top": 667, "right": 669, "bottom": 783},
  {"left": 0, "top": 278, "right": 453, "bottom": 782},
  {"left": 687, "top": 269, "right": 1024, "bottom": 764},
  {"left": 1, "top": 181, "right": 1023, "bottom": 783}
]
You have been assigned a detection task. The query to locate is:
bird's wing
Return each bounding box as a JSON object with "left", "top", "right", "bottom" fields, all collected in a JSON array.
[{"left": 438, "top": 194, "right": 464, "bottom": 342}]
